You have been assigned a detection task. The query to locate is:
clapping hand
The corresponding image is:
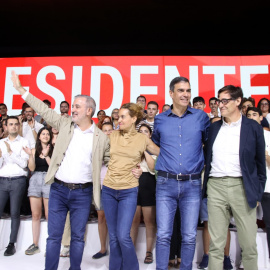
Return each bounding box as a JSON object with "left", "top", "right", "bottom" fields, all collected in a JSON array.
[
  {"left": 4, "top": 141, "right": 12, "bottom": 154},
  {"left": 23, "top": 146, "right": 32, "bottom": 155}
]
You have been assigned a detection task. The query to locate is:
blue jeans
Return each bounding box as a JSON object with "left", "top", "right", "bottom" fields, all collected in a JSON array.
[
  {"left": 45, "top": 182, "right": 92, "bottom": 270},
  {"left": 156, "top": 175, "right": 201, "bottom": 270},
  {"left": 102, "top": 185, "right": 139, "bottom": 270},
  {"left": 0, "top": 176, "right": 26, "bottom": 243}
]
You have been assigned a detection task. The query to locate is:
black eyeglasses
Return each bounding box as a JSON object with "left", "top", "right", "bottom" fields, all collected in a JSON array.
[{"left": 216, "top": 98, "right": 235, "bottom": 105}]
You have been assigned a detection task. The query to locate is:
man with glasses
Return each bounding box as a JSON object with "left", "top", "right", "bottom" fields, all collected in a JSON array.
[{"left": 203, "top": 85, "right": 266, "bottom": 270}]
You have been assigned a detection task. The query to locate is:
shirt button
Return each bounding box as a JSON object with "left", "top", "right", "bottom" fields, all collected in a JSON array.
[
  {"left": 180, "top": 144, "right": 181, "bottom": 146},
  {"left": 180, "top": 154, "right": 182, "bottom": 155},
  {"left": 180, "top": 163, "right": 182, "bottom": 165}
]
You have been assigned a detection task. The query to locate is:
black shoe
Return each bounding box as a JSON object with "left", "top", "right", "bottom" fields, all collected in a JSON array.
[{"left": 4, "top": 244, "right": 16, "bottom": 256}]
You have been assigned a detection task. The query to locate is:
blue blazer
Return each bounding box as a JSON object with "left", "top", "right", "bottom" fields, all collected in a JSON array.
[{"left": 202, "top": 116, "right": 266, "bottom": 208}]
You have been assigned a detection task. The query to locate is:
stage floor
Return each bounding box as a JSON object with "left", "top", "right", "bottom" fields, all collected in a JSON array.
[{"left": 0, "top": 218, "right": 269, "bottom": 269}]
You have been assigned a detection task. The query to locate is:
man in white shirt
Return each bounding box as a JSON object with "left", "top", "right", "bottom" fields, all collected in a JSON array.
[
  {"left": 0, "top": 116, "right": 30, "bottom": 256},
  {"left": 11, "top": 71, "right": 142, "bottom": 270},
  {"left": 203, "top": 85, "right": 266, "bottom": 270},
  {"left": 22, "top": 105, "right": 44, "bottom": 149}
]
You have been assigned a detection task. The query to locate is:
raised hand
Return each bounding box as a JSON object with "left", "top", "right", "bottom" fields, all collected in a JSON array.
[{"left": 11, "top": 70, "right": 26, "bottom": 95}]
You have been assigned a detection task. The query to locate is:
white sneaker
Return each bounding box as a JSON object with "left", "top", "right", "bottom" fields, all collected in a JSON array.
[
  {"left": 60, "top": 246, "right": 70, "bottom": 257},
  {"left": 238, "top": 260, "right": 244, "bottom": 270}
]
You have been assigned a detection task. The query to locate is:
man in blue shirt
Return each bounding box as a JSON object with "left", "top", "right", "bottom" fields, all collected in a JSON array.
[{"left": 152, "top": 77, "right": 210, "bottom": 270}]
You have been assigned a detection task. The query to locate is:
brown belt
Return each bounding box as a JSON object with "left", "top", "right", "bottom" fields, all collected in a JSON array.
[{"left": 54, "top": 178, "right": 92, "bottom": 190}]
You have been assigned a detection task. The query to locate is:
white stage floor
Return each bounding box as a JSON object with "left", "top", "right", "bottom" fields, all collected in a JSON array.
[{"left": 0, "top": 218, "right": 270, "bottom": 269}]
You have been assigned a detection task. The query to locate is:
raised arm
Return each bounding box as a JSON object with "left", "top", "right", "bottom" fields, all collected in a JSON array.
[{"left": 11, "top": 71, "right": 67, "bottom": 131}]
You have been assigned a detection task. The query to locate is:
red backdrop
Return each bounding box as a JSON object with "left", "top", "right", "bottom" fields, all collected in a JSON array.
[{"left": 1, "top": 56, "right": 270, "bottom": 116}]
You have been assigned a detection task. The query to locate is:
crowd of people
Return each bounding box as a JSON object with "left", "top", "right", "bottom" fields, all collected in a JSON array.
[{"left": 0, "top": 70, "right": 269, "bottom": 270}]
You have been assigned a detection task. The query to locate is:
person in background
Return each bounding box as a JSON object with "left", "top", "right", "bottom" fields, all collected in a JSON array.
[
  {"left": 92, "top": 122, "right": 113, "bottom": 259},
  {"left": 0, "top": 116, "right": 30, "bottom": 256},
  {"left": 24, "top": 127, "right": 54, "bottom": 255},
  {"left": 0, "top": 118, "right": 8, "bottom": 139},
  {"left": 162, "top": 104, "right": 170, "bottom": 113},
  {"left": 136, "top": 101, "right": 159, "bottom": 131},
  {"left": 131, "top": 123, "right": 157, "bottom": 264},
  {"left": 97, "top": 115, "right": 111, "bottom": 129},
  {"left": 60, "top": 101, "right": 70, "bottom": 116},
  {"left": 97, "top": 110, "right": 106, "bottom": 125},
  {"left": 35, "top": 100, "right": 51, "bottom": 127},
  {"left": 51, "top": 127, "right": 59, "bottom": 146},
  {"left": 257, "top": 98, "right": 270, "bottom": 125},
  {"left": 208, "top": 97, "right": 221, "bottom": 119},
  {"left": 168, "top": 206, "right": 181, "bottom": 269},
  {"left": 193, "top": 96, "right": 206, "bottom": 111},
  {"left": 246, "top": 106, "right": 270, "bottom": 267},
  {"left": 241, "top": 97, "right": 255, "bottom": 116},
  {"left": 0, "top": 103, "right": 8, "bottom": 123},
  {"left": 21, "top": 105, "right": 44, "bottom": 149},
  {"left": 111, "top": 108, "right": 119, "bottom": 130},
  {"left": 136, "top": 95, "right": 147, "bottom": 117}
]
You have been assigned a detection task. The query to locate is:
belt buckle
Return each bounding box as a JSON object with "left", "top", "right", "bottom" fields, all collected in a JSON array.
[
  {"left": 177, "top": 173, "right": 182, "bottom": 181},
  {"left": 68, "top": 183, "right": 76, "bottom": 190}
]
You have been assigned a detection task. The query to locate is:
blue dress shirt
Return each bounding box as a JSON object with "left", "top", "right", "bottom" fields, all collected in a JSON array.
[{"left": 152, "top": 107, "right": 210, "bottom": 175}]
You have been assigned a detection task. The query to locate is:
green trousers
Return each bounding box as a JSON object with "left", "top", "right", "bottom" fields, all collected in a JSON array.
[{"left": 207, "top": 177, "right": 258, "bottom": 270}]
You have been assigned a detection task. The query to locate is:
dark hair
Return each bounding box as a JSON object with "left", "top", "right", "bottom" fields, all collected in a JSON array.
[
  {"left": 193, "top": 96, "right": 205, "bottom": 105},
  {"left": 169, "top": 77, "right": 190, "bottom": 92},
  {"left": 121, "top": 103, "right": 143, "bottom": 126},
  {"left": 218, "top": 85, "right": 243, "bottom": 110},
  {"left": 209, "top": 97, "right": 218, "bottom": 105},
  {"left": 138, "top": 123, "right": 152, "bottom": 135},
  {"left": 257, "top": 98, "right": 270, "bottom": 113},
  {"left": 35, "top": 127, "right": 53, "bottom": 158},
  {"left": 43, "top": 99, "right": 51, "bottom": 107},
  {"left": 0, "top": 103, "right": 7, "bottom": 109},
  {"left": 242, "top": 97, "right": 255, "bottom": 107},
  {"left": 60, "top": 101, "right": 70, "bottom": 108},
  {"left": 6, "top": 116, "right": 19, "bottom": 124},
  {"left": 102, "top": 122, "right": 113, "bottom": 129},
  {"left": 147, "top": 101, "right": 159, "bottom": 109},
  {"left": 246, "top": 107, "right": 262, "bottom": 116},
  {"left": 136, "top": 95, "right": 146, "bottom": 102},
  {"left": 97, "top": 110, "right": 106, "bottom": 116}
]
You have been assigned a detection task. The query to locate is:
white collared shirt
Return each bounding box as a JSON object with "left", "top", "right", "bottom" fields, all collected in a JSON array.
[
  {"left": 55, "top": 124, "right": 94, "bottom": 184},
  {"left": 210, "top": 116, "right": 242, "bottom": 177},
  {"left": 22, "top": 121, "right": 44, "bottom": 149},
  {"left": 0, "top": 135, "right": 30, "bottom": 177}
]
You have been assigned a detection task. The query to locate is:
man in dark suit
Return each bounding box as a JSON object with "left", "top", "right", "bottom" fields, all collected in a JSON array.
[{"left": 202, "top": 85, "right": 266, "bottom": 270}]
